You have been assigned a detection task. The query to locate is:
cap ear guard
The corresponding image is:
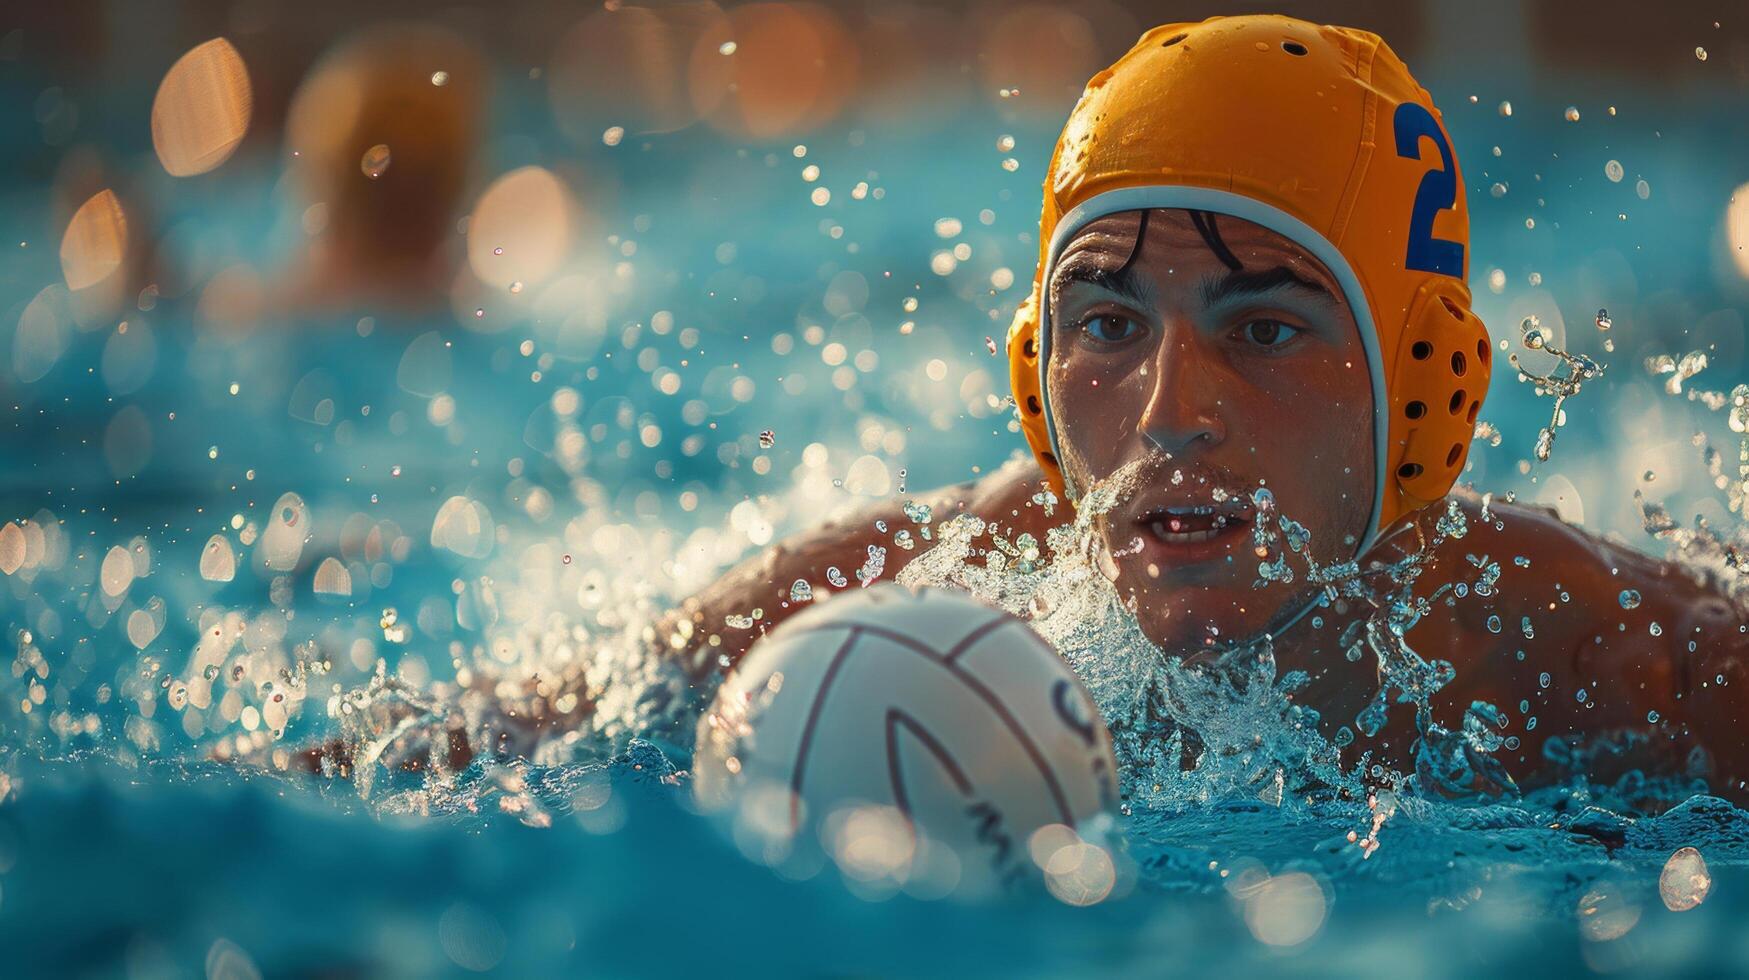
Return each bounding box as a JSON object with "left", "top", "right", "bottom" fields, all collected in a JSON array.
[
  {"left": 1008, "top": 278, "right": 1066, "bottom": 493},
  {"left": 1387, "top": 279, "right": 1490, "bottom": 515}
]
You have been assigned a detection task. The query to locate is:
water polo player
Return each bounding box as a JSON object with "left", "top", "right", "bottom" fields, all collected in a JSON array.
[{"left": 666, "top": 15, "right": 1749, "bottom": 796}]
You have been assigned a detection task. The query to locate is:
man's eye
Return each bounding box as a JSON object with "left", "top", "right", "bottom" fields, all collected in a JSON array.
[
  {"left": 1240, "top": 320, "right": 1300, "bottom": 347},
  {"left": 1082, "top": 314, "right": 1140, "bottom": 343}
]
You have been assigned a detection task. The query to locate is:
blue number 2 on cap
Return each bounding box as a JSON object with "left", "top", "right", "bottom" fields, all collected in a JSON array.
[{"left": 1392, "top": 101, "right": 1465, "bottom": 279}]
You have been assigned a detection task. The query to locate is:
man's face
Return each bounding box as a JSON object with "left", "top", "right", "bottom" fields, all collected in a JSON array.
[{"left": 1045, "top": 208, "right": 1374, "bottom": 654}]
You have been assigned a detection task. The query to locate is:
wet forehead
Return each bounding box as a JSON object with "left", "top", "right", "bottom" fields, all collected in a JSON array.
[{"left": 1053, "top": 209, "right": 1340, "bottom": 292}]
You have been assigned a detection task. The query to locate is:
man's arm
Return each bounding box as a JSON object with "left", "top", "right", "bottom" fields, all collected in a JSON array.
[
  {"left": 260, "top": 457, "right": 1064, "bottom": 779},
  {"left": 655, "top": 454, "right": 1066, "bottom": 678}
]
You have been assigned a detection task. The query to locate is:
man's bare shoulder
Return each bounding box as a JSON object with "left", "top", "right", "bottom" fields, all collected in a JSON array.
[
  {"left": 1387, "top": 491, "right": 1730, "bottom": 628},
  {"left": 664, "top": 454, "right": 1066, "bottom": 671}
]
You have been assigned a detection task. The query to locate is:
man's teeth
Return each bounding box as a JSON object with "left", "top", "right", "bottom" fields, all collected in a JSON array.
[{"left": 1149, "top": 517, "right": 1230, "bottom": 542}]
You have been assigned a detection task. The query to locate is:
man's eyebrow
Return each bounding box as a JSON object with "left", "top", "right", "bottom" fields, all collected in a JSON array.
[
  {"left": 1199, "top": 264, "right": 1336, "bottom": 307},
  {"left": 1050, "top": 253, "right": 1153, "bottom": 310}
]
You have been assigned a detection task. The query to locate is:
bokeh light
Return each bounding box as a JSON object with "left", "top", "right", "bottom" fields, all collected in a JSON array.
[
  {"left": 689, "top": 2, "right": 859, "bottom": 139},
  {"left": 466, "top": 167, "right": 577, "bottom": 292},
  {"left": 548, "top": 3, "right": 729, "bottom": 140},
  {"left": 151, "top": 38, "right": 252, "bottom": 177},
  {"left": 1726, "top": 182, "right": 1749, "bottom": 280},
  {"left": 979, "top": 4, "right": 1099, "bottom": 114}
]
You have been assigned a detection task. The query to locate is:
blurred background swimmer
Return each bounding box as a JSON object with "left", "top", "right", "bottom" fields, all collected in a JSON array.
[{"left": 276, "top": 23, "right": 486, "bottom": 315}]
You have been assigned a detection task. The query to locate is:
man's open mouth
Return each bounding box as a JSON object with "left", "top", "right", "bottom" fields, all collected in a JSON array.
[
  {"left": 1144, "top": 506, "right": 1247, "bottom": 542},
  {"left": 1133, "top": 494, "right": 1255, "bottom": 555}
]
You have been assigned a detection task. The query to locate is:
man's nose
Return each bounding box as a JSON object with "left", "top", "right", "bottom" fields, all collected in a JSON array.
[{"left": 1138, "top": 327, "right": 1227, "bottom": 457}]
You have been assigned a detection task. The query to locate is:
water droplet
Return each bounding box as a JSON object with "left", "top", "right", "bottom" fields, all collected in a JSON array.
[
  {"left": 1497, "top": 100, "right": 1513, "bottom": 117},
  {"left": 1619, "top": 589, "right": 1642, "bottom": 610},
  {"left": 757, "top": 429, "right": 775, "bottom": 450},
  {"left": 360, "top": 144, "right": 391, "bottom": 179},
  {"left": 1575, "top": 688, "right": 1588, "bottom": 703},
  {"left": 1538, "top": 672, "right": 1551, "bottom": 688},
  {"left": 1604, "top": 161, "right": 1623, "bottom": 183},
  {"left": 1660, "top": 846, "right": 1711, "bottom": 911},
  {"left": 1650, "top": 621, "right": 1663, "bottom": 636},
  {"left": 562, "top": 554, "right": 572, "bottom": 565},
  {"left": 1519, "top": 315, "right": 1546, "bottom": 349},
  {"left": 602, "top": 126, "right": 625, "bottom": 147},
  {"left": 1486, "top": 614, "right": 1502, "bottom": 634},
  {"left": 1696, "top": 46, "right": 1709, "bottom": 61},
  {"left": 1647, "top": 710, "right": 1661, "bottom": 723},
  {"left": 789, "top": 579, "right": 813, "bottom": 603},
  {"left": 430, "top": 70, "right": 449, "bottom": 86},
  {"left": 1564, "top": 106, "right": 1580, "bottom": 122}
]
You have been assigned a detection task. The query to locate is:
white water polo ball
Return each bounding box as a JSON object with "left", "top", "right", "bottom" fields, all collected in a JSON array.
[{"left": 693, "top": 583, "right": 1120, "bottom": 896}]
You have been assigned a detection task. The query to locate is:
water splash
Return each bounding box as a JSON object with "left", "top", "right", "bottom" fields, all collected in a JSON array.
[
  {"left": 895, "top": 456, "right": 1515, "bottom": 816},
  {"left": 1514, "top": 316, "right": 1605, "bottom": 463}
]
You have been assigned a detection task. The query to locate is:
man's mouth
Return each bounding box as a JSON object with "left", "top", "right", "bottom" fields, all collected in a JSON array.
[
  {"left": 1145, "top": 505, "right": 1247, "bottom": 542},
  {"left": 1131, "top": 495, "right": 1255, "bottom": 559}
]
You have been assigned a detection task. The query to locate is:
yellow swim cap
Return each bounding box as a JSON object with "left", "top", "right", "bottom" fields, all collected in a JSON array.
[{"left": 1007, "top": 14, "right": 1489, "bottom": 550}]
